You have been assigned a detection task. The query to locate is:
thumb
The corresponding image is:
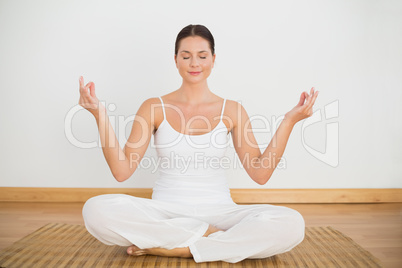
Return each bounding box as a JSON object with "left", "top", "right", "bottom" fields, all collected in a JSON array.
[{"left": 88, "top": 82, "right": 96, "bottom": 98}]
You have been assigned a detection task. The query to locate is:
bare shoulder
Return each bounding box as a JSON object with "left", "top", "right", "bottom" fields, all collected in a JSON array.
[
  {"left": 224, "top": 99, "right": 242, "bottom": 112},
  {"left": 223, "top": 99, "right": 247, "bottom": 131},
  {"left": 133, "top": 97, "right": 163, "bottom": 134},
  {"left": 135, "top": 97, "right": 161, "bottom": 115}
]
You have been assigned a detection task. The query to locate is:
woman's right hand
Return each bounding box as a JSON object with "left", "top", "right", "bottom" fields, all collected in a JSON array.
[{"left": 78, "top": 76, "right": 105, "bottom": 117}]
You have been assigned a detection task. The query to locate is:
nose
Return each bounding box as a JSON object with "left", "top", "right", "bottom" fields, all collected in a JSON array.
[{"left": 190, "top": 57, "right": 200, "bottom": 67}]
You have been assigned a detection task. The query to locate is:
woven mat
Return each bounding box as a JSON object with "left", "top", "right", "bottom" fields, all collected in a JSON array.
[{"left": 0, "top": 223, "right": 382, "bottom": 268}]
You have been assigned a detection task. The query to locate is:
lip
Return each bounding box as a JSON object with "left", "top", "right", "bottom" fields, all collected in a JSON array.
[{"left": 189, "top": 72, "right": 201, "bottom": 76}]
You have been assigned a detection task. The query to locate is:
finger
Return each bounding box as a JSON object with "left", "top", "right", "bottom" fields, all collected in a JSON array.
[
  {"left": 311, "top": 91, "right": 319, "bottom": 105},
  {"left": 89, "top": 82, "right": 96, "bottom": 98},
  {"left": 80, "top": 80, "right": 92, "bottom": 98},
  {"left": 79, "top": 76, "right": 84, "bottom": 92},
  {"left": 81, "top": 80, "right": 92, "bottom": 97},
  {"left": 305, "top": 88, "right": 315, "bottom": 106},
  {"left": 80, "top": 77, "right": 88, "bottom": 90},
  {"left": 84, "top": 81, "right": 92, "bottom": 93},
  {"left": 303, "top": 91, "right": 310, "bottom": 106},
  {"left": 297, "top": 91, "right": 306, "bottom": 106},
  {"left": 307, "top": 90, "right": 319, "bottom": 110}
]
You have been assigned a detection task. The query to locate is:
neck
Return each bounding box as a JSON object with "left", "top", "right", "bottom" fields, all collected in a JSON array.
[{"left": 177, "top": 80, "right": 213, "bottom": 105}]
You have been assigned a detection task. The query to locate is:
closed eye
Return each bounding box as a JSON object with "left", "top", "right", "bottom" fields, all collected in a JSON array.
[{"left": 183, "top": 57, "right": 207, "bottom": 60}]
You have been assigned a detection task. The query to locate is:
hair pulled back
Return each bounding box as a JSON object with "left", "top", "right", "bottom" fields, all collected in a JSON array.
[{"left": 175, "top": 24, "right": 215, "bottom": 56}]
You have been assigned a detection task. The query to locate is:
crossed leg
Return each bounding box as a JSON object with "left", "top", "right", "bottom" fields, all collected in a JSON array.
[
  {"left": 126, "top": 225, "right": 224, "bottom": 258},
  {"left": 83, "top": 195, "right": 304, "bottom": 263}
]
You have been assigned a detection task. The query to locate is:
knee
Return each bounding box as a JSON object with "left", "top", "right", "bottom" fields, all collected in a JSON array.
[
  {"left": 258, "top": 206, "right": 305, "bottom": 244},
  {"left": 82, "top": 194, "right": 132, "bottom": 246},
  {"left": 82, "top": 195, "right": 103, "bottom": 227},
  {"left": 243, "top": 206, "right": 306, "bottom": 259},
  {"left": 280, "top": 207, "right": 305, "bottom": 247},
  {"left": 82, "top": 194, "right": 115, "bottom": 229},
  {"left": 275, "top": 207, "right": 304, "bottom": 239},
  {"left": 286, "top": 208, "right": 305, "bottom": 243}
]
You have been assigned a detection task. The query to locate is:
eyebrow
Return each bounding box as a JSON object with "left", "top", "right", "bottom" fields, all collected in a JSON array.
[{"left": 180, "top": 50, "right": 208, "bottom": 54}]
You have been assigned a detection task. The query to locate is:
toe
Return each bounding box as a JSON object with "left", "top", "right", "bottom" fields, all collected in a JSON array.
[
  {"left": 127, "top": 245, "right": 140, "bottom": 255},
  {"left": 135, "top": 250, "right": 146, "bottom": 256}
]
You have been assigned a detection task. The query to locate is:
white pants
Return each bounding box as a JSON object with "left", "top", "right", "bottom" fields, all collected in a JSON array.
[{"left": 82, "top": 194, "right": 305, "bottom": 263}]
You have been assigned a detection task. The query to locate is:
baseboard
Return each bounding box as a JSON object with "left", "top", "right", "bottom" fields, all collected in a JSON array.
[{"left": 0, "top": 187, "right": 401, "bottom": 203}]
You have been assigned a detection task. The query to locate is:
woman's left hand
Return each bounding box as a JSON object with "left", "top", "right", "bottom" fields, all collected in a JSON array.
[{"left": 284, "top": 87, "right": 319, "bottom": 125}]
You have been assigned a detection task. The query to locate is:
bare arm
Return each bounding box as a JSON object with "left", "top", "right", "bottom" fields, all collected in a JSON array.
[
  {"left": 78, "top": 76, "right": 154, "bottom": 182},
  {"left": 251, "top": 117, "right": 295, "bottom": 185},
  {"left": 93, "top": 107, "right": 131, "bottom": 181}
]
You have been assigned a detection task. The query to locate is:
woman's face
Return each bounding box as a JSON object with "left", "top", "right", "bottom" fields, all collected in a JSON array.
[{"left": 175, "top": 36, "right": 216, "bottom": 84}]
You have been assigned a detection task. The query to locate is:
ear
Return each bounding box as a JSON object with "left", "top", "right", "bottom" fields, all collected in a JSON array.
[
  {"left": 212, "top": 53, "right": 216, "bottom": 68},
  {"left": 174, "top": 54, "right": 178, "bottom": 68}
]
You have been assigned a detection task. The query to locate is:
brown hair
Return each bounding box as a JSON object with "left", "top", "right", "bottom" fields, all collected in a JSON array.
[{"left": 175, "top": 24, "right": 215, "bottom": 56}]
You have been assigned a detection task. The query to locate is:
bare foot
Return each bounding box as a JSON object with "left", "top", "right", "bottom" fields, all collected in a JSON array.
[
  {"left": 127, "top": 245, "right": 146, "bottom": 256},
  {"left": 203, "top": 224, "right": 224, "bottom": 237},
  {"left": 126, "top": 225, "right": 225, "bottom": 258},
  {"left": 127, "top": 244, "right": 192, "bottom": 258}
]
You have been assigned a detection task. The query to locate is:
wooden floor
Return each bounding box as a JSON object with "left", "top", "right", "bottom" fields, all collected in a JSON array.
[{"left": 0, "top": 202, "right": 401, "bottom": 267}]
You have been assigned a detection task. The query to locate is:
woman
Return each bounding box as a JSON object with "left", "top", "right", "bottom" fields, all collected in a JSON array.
[{"left": 79, "top": 24, "right": 319, "bottom": 263}]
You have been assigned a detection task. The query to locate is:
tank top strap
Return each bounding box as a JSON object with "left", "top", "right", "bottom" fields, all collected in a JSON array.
[
  {"left": 158, "top": 97, "right": 166, "bottom": 120},
  {"left": 220, "top": 98, "right": 226, "bottom": 121}
]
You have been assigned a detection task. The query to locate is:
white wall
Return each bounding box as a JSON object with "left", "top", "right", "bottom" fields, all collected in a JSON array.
[{"left": 0, "top": 0, "right": 401, "bottom": 188}]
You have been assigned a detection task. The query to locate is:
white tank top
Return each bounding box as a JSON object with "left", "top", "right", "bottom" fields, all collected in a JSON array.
[{"left": 152, "top": 97, "right": 235, "bottom": 206}]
